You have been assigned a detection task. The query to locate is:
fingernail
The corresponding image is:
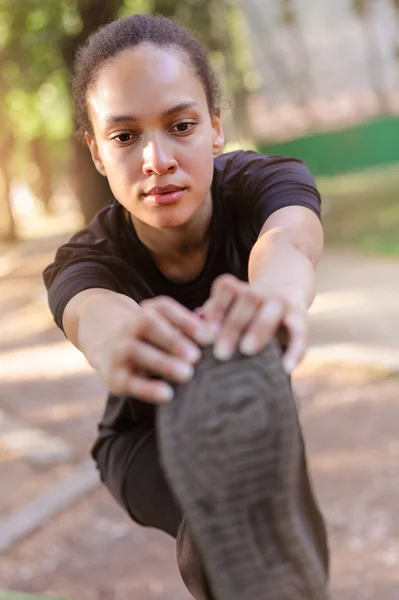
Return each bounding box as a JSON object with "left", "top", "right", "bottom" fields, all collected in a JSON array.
[
  {"left": 206, "top": 321, "right": 221, "bottom": 343},
  {"left": 184, "top": 344, "right": 201, "bottom": 363},
  {"left": 195, "top": 322, "right": 220, "bottom": 346},
  {"left": 194, "top": 326, "right": 213, "bottom": 346},
  {"left": 240, "top": 335, "right": 257, "bottom": 356},
  {"left": 210, "top": 321, "right": 221, "bottom": 336},
  {"left": 158, "top": 385, "right": 174, "bottom": 402},
  {"left": 173, "top": 362, "right": 194, "bottom": 382},
  {"left": 283, "top": 358, "right": 295, "bottom": 375},
  {"left": 213, "top": 341, "right": 233, "bottom": 361}
]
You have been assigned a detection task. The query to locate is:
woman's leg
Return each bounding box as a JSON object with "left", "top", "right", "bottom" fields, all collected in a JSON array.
[
  {"left": 94, "top": 423, "right": 181, "bottom": 537},
  {"left": 94, "top": 423, "right": 213, "bottom": 599}
]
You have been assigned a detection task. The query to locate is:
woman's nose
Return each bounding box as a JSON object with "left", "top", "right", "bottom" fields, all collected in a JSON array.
[{"left": 142, "top": 139, "right": 178, "bottom": 175}]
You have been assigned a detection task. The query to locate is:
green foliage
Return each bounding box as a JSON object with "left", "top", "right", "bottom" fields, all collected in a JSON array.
[
  {"left": 119, "top": 0, "right": 150, "bottom": 17},
  {"left": 0, "top": 0, "right": 120, "bottom": 175},
  {"left": 1, "top": 0, "right": 252, "bottom": 180},
  {"left": 0, "top": 2, "right": 73, "bottom": 165}
]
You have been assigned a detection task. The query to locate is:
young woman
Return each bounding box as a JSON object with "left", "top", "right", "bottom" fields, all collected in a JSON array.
[{"left": 43, "top": 14, "right": 329, "bottom": 600}]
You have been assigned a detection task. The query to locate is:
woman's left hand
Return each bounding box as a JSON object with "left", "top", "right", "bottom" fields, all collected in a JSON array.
[{"left": 197, "top": 274, "right": 308, "bottom": 374}]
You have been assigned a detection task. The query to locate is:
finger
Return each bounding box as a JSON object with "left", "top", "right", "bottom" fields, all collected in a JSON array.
[
  {"left": 137, "top": 310, "right": 201, "bottom": 364},
  {"left": 281, "top": 311, "right": 307, "bottom": 374},
  {"left": 239, "top": 299, "right": 284, "bottom": 356},
  {"left": 213, "top": 291, "right": 260, "bottom": 361},
  {"left": 154, "top": 298, "right": 214, "bottom": 346},
  {"left": 111, "top": 368, "right": 174, "bottom": 404},
  {"left": 127, "top": 339, "right": 195, "bottom": 385},
  {"left": 195, "top": 299, "right": 222, "bottom": 341},
  {"left": 205, "top": 275, "right": 238, "bottom": 327}
]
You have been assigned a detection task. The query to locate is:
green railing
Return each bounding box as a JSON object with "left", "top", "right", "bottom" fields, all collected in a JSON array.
[{"left": 257, "top": 116, "right": 399, "bottom": 177}]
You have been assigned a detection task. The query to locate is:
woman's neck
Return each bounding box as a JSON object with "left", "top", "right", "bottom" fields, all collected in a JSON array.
[{"left": 130, "top": 195, "right": 213, "bottom": 259}]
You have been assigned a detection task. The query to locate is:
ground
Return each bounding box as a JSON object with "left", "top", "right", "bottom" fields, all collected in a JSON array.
[{"left": 1, "top": 210, "right": 399, "bottom": 599}]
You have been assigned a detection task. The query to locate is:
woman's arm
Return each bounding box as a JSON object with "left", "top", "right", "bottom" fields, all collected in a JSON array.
[
  {"left": 62, "top": 288, "right": 140, "bottom": 370},
  {"left": 62, "top": 288, "right": 212, "bottom": 403},
  {"left": 248, "top": 206, "right": 323, "bottom": 372},
  {"left": 197, "top": 205, "right": 323, "bottom": 372},
  {"left": 249, "top": 205, "right": 323, "bottom": 306}
]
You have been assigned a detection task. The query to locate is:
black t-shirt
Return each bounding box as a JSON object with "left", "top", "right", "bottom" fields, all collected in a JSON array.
[{"left": 43, "top": 150, "right": 321, "bottom": 450}]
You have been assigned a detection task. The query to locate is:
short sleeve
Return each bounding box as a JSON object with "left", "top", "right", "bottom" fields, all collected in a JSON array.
[
  {"left": 221, "top": 151, "right": 322, "bottom": 239},
  {"left": 43, "top": 257, "right": 124, "bottom": 332},
  {"left": 42, "top": 205, "right": 129, "bottom": 331}
]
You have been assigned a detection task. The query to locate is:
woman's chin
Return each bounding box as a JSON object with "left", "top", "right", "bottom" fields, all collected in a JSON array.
[
  {"left": 151, "top": 217, "right": 190, "bottom": 230},
  {"left": 148, "top": 208, "right": 195, "bottom": 230}
]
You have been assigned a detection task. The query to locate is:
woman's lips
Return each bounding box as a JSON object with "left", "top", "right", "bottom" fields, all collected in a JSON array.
[{"left": 145, "top": 188, "right": 185, "bottom": 205}]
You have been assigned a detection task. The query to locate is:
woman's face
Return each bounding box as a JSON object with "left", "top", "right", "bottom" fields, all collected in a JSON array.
[{"left": 86, "top": 44, "right": 224, "bottom": 229}]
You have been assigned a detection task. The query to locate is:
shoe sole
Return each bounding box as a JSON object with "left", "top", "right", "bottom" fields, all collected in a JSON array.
[{"left": 157, "top": 342, "right": 330, "bottom": 600}]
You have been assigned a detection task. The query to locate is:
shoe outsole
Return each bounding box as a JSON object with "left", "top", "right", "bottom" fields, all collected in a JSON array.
[{"left": 157, "top": 341, "right": 330, "bottom": 600}]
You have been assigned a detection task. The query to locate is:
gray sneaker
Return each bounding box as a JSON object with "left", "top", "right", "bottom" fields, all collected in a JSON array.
[{"left": 157, "top": 341, "right": 330, "bottom": 600}]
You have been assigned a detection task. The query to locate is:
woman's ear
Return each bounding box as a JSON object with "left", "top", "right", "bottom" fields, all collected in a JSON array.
[
  {"left": 211, "top": 109, "right": 225, "bottom": 156},
  {"left": 85, "top": 132, "right": 107, "bottom": 176}
]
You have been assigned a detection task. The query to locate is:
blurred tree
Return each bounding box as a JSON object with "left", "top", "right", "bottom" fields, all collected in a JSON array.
[
  {"left": 2, "top": 0, "right": 254, "bottom": 225},
  {"left": 0, "top": 130, "right": 16, "bottom": 242},
  {"left": 240, "top": 0, "right": 316, "bottom": 121},
  {"left": 61, "top": 0, "right": 124, "bottom": 224},
  {"left": 278, "top": 0, "right": 315, "bottom": 119},
  {"left": 209, "top": 0, "right": 252, "bottom": 140},
  {"left": 352, "top": 0, "right": 389, "bottom": 112},
  {"left": 152, "top": 0, "right": 254, "bottom": 140},
  {"left": 1, "top": 0, "right": 123, "bottom": 224},
  {"left": 0, "top": 57, "right": 16, "bottom": 242},
  {"left": 1, "top": 1, "right": 70, "bottom": 222},
  {"left": 30, "top": 137, "right": 53, "bottom": 213}
]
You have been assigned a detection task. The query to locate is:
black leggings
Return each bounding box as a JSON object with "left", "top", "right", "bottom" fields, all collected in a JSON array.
[{"left": 95, "top": 422, "right": 182, "bottom": 538}]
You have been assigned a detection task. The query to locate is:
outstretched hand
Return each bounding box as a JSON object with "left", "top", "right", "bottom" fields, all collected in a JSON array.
[
  {"left": 196, "top": 274, "right": 307, "bottom": 374},
  {"left": 98, "top": 296, "right": 214, "bottom": 404}
]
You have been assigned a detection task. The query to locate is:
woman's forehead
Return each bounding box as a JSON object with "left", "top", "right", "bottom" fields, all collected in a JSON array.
[{"left": 89, "top": 45, "right": 207, "bottom": 121}]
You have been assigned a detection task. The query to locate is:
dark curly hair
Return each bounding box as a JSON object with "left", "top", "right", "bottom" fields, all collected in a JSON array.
[{"left": 72, "top": 13, "right": 222, "bottom": 141}]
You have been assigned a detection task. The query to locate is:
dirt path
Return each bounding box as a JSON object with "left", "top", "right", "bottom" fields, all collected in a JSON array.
[
  {"left": 1, "top": 224, "right": 399, "bottom": 599},
  {"left": 309, "top": 249, "right": 399, "bottom": 350}
]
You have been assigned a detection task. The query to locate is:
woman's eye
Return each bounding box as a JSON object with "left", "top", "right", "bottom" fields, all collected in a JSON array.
[
  {"left": 172, "top": 122, "right": 195, "bottom": 133},
  {"left": 112, "top": 133, "right": 136, "bottom": 143}
]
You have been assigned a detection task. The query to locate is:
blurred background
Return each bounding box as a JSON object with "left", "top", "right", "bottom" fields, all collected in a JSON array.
[{"left": 1, "top": 1, "right": 399, "bottom": 599}]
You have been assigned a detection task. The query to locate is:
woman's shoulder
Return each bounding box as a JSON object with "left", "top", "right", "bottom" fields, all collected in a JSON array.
[
  {"left": 214, "top": 149, "right": 305, "bottom": 182},
  {"left": 213, "top": 150, "right": 316, "bottom": 205},
  {"left": 213, "top": 149, "right": 258, "bottom": 176}
]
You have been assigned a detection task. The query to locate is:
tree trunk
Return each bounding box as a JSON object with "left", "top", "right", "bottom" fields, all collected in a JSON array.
[
  {"left": 0, "top": 134, "right": 17, "bottom": 242},
  {"left": 69, "top": 140, "right": 112, "bottom": 225},
  {"left": 61, "top": 0, "right": 121, "bottom": 223},
  {"left": 212, "top": 0, "right": 251, "bottom": 141},
  {"left": 31, "top": 136, "right": 53, "bottom": 214}
]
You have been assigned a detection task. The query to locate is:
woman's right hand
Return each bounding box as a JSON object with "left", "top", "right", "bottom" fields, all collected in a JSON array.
[{"left": 96, "top": 296, "right": 214, "bottom": 404}]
